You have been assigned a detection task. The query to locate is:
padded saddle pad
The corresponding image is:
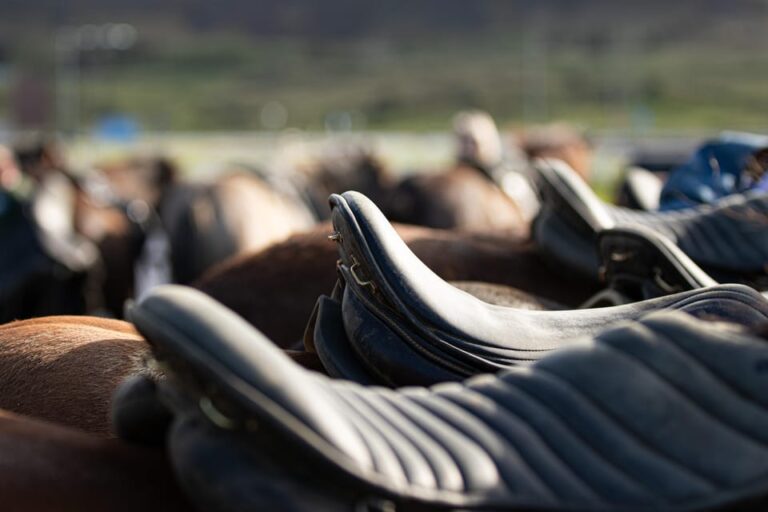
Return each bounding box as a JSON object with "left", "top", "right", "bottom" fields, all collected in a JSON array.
[
  {"left": 319, "top": 191, "right": 768, "bottom": 386},
  {"left": 127, "top": 285, "right": 768, "bottom": 511},
  {"left": 532, "top": 158, "right": 768, "bottom": 280}
]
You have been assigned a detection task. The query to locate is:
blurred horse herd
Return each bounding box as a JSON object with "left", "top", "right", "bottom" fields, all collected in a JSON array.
[
  {"left": 1, "top": 112, "right": 595, "bottom": 325},
  {"left": 1, "top": 109, "right": 768, "bottom": 510}
]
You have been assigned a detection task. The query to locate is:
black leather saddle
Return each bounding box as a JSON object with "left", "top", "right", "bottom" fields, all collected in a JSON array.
[
  {"left": 122, "top": 285, "right": 768, "bottom": 511},
  {"left": 309, "top": 191, "right": 768, "bottom": 386},
  {"left": 593, "top": 225, "right": 768, "bottom": 305},
  {"left": 615, "top": 167, "right": 663, "bottom": 211},
  {"left": 533, "top": 158, "right": 768, "bottom": 284},
  {"left": 594, "top": 225, "right": 719, "bottom": 303}
]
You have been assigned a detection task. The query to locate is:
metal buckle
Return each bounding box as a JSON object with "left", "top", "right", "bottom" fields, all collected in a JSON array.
[
  {"left": 349, "top": 257, "right": 375, "bottom": 289},
  {"left": 610, "top": 250, "right": 634, "bottom": 262},
  {"left": 199, "top": 396, "right": 238, "bottom": 430},
  {"left": 652, "top": 266, "right": 677, "bottom": 293}
]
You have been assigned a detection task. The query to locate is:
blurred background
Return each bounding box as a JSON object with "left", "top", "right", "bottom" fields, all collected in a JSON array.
[
  {"left": 3, "top": 0, "right": 768, "bottom": 322},
  {"left": 2, "top": 0, "right": 768, "bottom": 174}
]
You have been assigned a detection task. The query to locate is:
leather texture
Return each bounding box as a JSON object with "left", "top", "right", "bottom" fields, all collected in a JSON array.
[
  {"left": 597, "top": 226, "right": 719, "bottom": 302},
  {"left": 323, "top": 191, "right": 768, "bottom": 385},
  {"left": 619, "top": 167, "right": 663, "bottom": 211},
  {"left": 124, "top": 284, "right": 768, "bottom": 512},
  {"left": 533, "top": 158, "right": 768, "bottom": 280}
]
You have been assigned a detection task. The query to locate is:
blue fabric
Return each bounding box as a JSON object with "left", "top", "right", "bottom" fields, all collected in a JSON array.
[{"left": 659, "top": 139, "right": 766, "bottom": 211}]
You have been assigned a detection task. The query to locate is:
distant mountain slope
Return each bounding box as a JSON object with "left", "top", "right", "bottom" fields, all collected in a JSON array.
[
  {"left": 2, "top": 0, "right": 767, "bottom": 42},
  {"left": 2, "top": 0, "right": 767, "bottom": 132}
]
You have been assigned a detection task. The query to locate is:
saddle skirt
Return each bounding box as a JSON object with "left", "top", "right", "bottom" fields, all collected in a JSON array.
[
  {"left": 317, "top": 191, "right": 768, "bottom": 386},
  {"left": 124, "top": 284, "right": 768, "bottom": 512}
]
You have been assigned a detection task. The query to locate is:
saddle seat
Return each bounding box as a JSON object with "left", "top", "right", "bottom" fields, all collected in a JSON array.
[
  {"left": 533, "top": 158, "right": 768, "bottom": 280},
  {"left": 317, "top": 191, "right": 768, "bottom": 386},
  {"left": 126, "top": 285, "right": 768, "bottom": 512}
]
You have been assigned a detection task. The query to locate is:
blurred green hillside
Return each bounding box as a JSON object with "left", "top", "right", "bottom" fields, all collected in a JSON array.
[{"left": 2, "top": 0, "right": 768, "bottom": 132}]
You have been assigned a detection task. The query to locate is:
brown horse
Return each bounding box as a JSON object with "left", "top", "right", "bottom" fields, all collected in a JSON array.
[
  {"left": 0, "top": 409, "right": 188, "bottom": 511},
  {"left": 195, "top": 221, "right": 600, "bottom": 348},
  {"left": 0, "top": 316, "right": 150, "bottom": 435},
  {"left": 519, "top": 123, "right": 594, "bottom": 181},
  {"left": 0, "top": 314, "right": 329, "bottom": 435},
  {"left": 2, "top": 149, "right": 318, "bottom": 320},
  {"left": 278, "top": 115, "right": 532, "bottom": 235},
  {"left": 384, "top": 165, "right": 528, "bottom": 235},
  {"left": 359, "top": 116, "right": 596, "bottom": 235},
  {"left": 381, "top": 117, "right": 595, "bottom": 235},
  {"left": 89, "top": 158, "right": 316, "bottom": 312},
  {"left": 292, "top": 147, "right": 527, "bottom": 234},
  {"left": 297, "top": 149, "right": 396, "bottom": 219},
  {"left": 379, "top": 112, "right": 530, "bottom": 234}
]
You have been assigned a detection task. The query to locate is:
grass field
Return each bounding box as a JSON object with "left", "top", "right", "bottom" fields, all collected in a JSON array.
[
  {"left": 5, "top": 29, "right": 768, "bottom": 135},
  {"left": 74, "top": 36, "right": 768, "bottom": 132}
]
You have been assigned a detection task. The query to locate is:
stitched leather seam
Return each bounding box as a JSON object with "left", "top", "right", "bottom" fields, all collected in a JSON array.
[
  {"left": 605, "top": 332, "right": 768, "bottom": 450},
  {"left": 520, "top": 366, "right": 717, "bottom": 491},
  {"left": 650, "top": 322, "right": 768, "bottom": 412},
  {"left": 480, "top": 376, "right": 659, "bottom": 499},
  {"left": 333, "top": 387, "right": 412, "bottom": 486},
  {"left": 370, "top": 389, "right": 467, "bottom": 490},
  {"left": 422, "top": 391, "right": 581, "bottom": 502}
]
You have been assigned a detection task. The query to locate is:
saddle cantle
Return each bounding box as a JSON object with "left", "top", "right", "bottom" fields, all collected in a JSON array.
[
  {"left": 596, "top": 225, "right": 719, "bottom": 303},
  {"left": 532, "top": 158, "right": 768, "bottom": 283},
  {"left": 616, "top": 167, "right": 663, "bottom": 211},
  {"left": 593, "top": 227, "right": 768, "bottom": 309},
  {"left": 124, "top": 285, "right": 768, "bottom": 511},
  {"left": 319, "top": 191, "right": 768, "bottom": 386}
]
